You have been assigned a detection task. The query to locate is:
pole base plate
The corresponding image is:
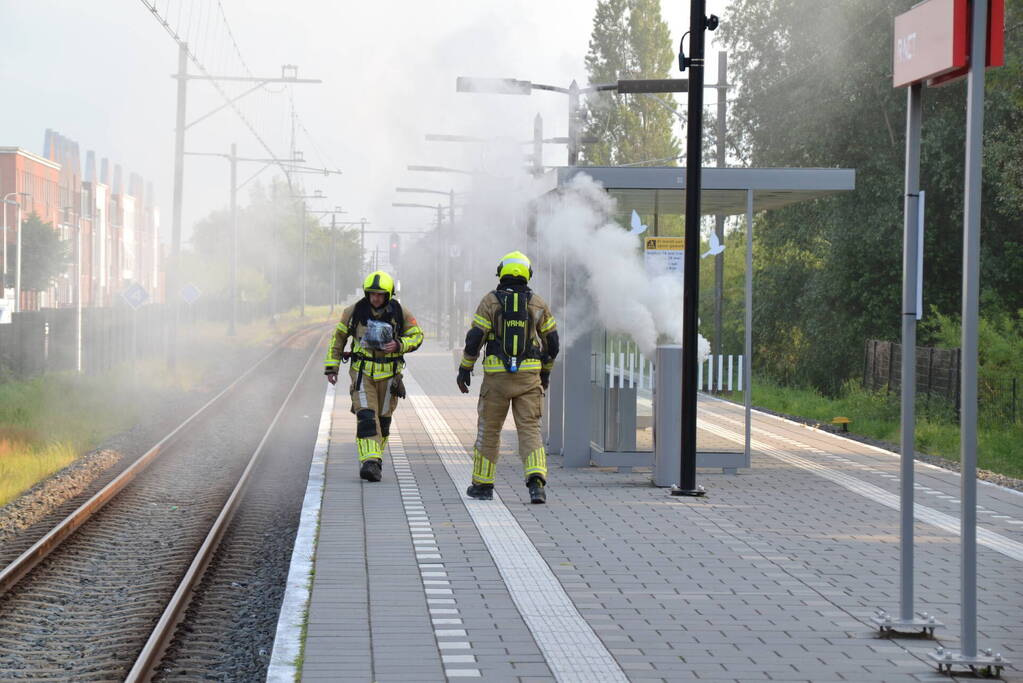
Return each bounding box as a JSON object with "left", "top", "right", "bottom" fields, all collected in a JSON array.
[
  {"left": 871, "top": 610, "right": 943, "bottom": 637},
  {"left": 927, "top": 648, "right": 1009, "bottom": 677},
  {"left": 670, "top": 485, "right": 706, "bottom": 497}
]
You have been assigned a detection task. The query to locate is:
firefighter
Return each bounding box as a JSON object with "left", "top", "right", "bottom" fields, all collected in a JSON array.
[
  {"left": 326, "top": 271, "right": 424, "bottom": 482},
  {"left": 457, "top": 251, "right": 559, "bottom": 504}
]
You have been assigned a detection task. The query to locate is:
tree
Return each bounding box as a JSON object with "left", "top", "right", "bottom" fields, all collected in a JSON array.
[
  {"left": 581, "top": 0, "right": 681, "bottom": 166},
  {"left": 183, "top": 178, "right": 363, "bottom": 310},
  {"left": 717, "top": 0, "right": 1023, "bottom": 393},
  {"left": 17, "top": 212, "right": 68, "bottom": 292}
]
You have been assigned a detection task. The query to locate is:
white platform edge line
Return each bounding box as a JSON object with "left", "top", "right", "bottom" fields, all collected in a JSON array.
[
  {"left": 266, "top": 383, "right": 335, "bottom": 682},
  {"left": 702, "top": 393, "right": 1023, "bottom": 500},
  {"left": 403, "top": 371, "right": 628, "bottom": 683},
  {"left": 699, "top": 410, "right": 1023, "bottom": 563}
]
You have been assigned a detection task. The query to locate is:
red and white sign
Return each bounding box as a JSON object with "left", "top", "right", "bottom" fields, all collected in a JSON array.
[
  {"left": 893, "top": 0, "right": 1006, "bottom": 88},
  {"left": 893, "top": 0, "right": 968, "bottom": 88},
  {"left": 929, "top": 0, "right": 1005, "bottom": 86}
]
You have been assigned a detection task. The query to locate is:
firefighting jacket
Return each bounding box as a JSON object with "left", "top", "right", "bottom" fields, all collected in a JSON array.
[{"left": 325, "top": 299, "right": 424, "bottom": 380}]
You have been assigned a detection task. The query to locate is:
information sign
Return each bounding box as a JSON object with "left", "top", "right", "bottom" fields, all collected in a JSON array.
[
  {"left": 120, "top": 282, "right": 149, "bottom": 310},
  {"left": 893, "top": 0, "right": 968, "bottom": 88},
  {"left": 644, "top": 236, "right": 684, "bottom": 276}
]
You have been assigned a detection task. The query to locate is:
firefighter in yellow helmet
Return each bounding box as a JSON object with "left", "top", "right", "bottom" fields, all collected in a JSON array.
[
  {"left": 326, "top": 271, "right": 424, "bottom": 482},
  {"left": 457, "top": 251, "right": 559, "bottom": 503}
]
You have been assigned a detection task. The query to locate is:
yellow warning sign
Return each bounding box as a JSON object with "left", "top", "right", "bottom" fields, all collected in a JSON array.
[
  {"left": 644, "top": 237, "right": 684, "bottom": 251},
  {"left": 644, "top": 237, "right": 684, "bottom": 276}
]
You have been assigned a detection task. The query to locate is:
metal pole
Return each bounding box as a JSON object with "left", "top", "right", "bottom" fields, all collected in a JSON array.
[
  {"left": 360, "top": 219, "right": 366, "bottom": 272},
  {"left": 229, "top": 143, "right": 238, "bottom": 336},
  {"left": 959, "top": 0, "right": 987, "bottom": 659},
  {"left": 14, "top": 202, "right": 22, "bottom": 313},
  {"left": 2, "top": 195, "right": 9, "bottom": 286},
  {"left": 449, "top": 189, "right": 456, "bottom": 350},
  {"left": 435, "top": 205, "right": 443, "bottom": 329},
  {"left": 76, "top": 206, "right": 82, "bottom": 372},
  {"left": 744, "top": 190, "right": 752, "bottom": 463},
  {"left": 533, "top": 113, "right": 544, "bottom": 175},
  {"left": 168, "top": 42, "right": 188, "bottom": 367},
  {"left": 330, "top": 213, "right": 336, "bottom": 315},
  {"left": 713, "top": 52, "right": 727, "bottom": 358},
  {"left": 300, "top": 200, "right": 306, "bottom": 317},
  {"left": 270, "top": 183, "right": 278, "bottom": 320},
  {"left": 568, "top": 80, "right": 580, "bottom": 166},
  {"left": 673, "top": 0, "right": 709, "bottom": 497},
  {"left": 901, "top": 83, "right": 922, "bottom": 623}
]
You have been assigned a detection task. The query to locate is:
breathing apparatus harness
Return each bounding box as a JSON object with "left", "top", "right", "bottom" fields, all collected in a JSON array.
[
  {"left": 487, "top": 283, "right": 543, "bottom": 373},
  {"left": 344, "top": 297, "right": 406, "bottom": 392}
]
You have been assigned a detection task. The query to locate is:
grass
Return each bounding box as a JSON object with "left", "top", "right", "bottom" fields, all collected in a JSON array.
[
  {"left": 0, "top": 306, "right": 336, "bottom": 507},
  {"left": 0, "top": 439, "right": 79, "bottom": 506},
  {"left": 724, "top": 379, "right": 1023, "bottom": 480},
  {"left": 0, "top": 374, "right": 139, "bottom": 506}
]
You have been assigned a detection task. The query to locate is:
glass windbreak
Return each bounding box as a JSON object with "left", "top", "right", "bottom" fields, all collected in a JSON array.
[{"left": 601, "top": 334, "right": 654, "bottom": 453}]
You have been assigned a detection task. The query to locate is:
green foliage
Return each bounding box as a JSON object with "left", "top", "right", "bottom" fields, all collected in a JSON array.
[
  {"left": 716, "top": 0, "right": 1023, "bottom": 394},
  {"left": 17, "top": 212, "right": 69, "bottom": 292},
  {"left": 729, "top": 378, "right": 1023, "bottom": 479},
  {"left": 582, "top": 0, "right": 680, "bottom": 166},
  {"left": 922, "top": 307, "right": 1023, "bottom": 407}
]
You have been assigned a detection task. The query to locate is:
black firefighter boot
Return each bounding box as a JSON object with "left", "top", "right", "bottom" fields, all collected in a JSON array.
[
  {"left": 360, "top": 458, "right": 382, "bottom": 482},
  {"left": 466, "top": 482, "right": 494, "bottom": 500},
  {"left": 527, "top": 475, "right": 546, "bottom": 504}
]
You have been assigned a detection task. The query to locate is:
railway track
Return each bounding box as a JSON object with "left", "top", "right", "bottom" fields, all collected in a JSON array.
[{"left": 0, "top": 324, "right": 328, "bottom": 681}]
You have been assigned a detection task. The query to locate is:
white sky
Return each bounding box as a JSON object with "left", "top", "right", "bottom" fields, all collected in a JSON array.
[{"left": 0, "top": 0, "right": 731, "bottom": 254}]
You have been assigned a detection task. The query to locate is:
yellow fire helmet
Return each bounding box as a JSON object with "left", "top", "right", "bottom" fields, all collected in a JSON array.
[
  {"left": 496, "top": 251, "right": 533, "bottom": 281},
  {"left": 363, "top": 270, "right": 395, "bottom": 301}
]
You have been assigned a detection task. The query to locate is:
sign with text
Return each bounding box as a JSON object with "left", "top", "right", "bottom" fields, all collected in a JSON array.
[
  {"left": 644, "top": 236, "right": 684, "bottom": 277},
  {"left": 893, "top": 0, "right": 968, "bottom": 88}
]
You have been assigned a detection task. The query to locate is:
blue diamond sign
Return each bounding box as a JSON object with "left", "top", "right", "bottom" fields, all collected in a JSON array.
[
  {"left": 120, "top": 282, "right": 149, "bottom": 310},
  {"left": 180, "top": 283, "right": 202, "bottom": 305}
]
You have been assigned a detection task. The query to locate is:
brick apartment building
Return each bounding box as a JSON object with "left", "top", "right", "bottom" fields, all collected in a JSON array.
[{"left": 0, "top": 130, "right": 163, "bottom": 313}]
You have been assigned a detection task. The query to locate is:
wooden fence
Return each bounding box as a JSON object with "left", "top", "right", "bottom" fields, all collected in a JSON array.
[{"left": 863, "top": 339, "right": 960, "bottom": 403}]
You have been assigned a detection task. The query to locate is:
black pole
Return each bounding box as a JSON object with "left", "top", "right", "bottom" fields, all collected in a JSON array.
[{"left": 673, "top": 0, "right": 715, "bottom": 497}]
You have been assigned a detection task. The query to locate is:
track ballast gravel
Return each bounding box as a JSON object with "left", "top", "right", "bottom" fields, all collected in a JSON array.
[{"left": 0, "top": 329, "right": 324, "bottom": 680}]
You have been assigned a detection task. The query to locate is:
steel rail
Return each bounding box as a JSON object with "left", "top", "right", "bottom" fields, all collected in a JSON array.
[
  {"left": 0, "top": 324, "right": 326, "bottom": 596},
  {"left": 126, "top": 330, "right": 326, "bottom": 681}
]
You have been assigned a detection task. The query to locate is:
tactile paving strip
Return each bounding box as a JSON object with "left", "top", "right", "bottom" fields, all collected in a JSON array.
[
  {"left": 404, "top": 371, "right": 629, "bottom": 682},
  {"left": 699, "top": 408, "right": 1023, "bottom": 562}
]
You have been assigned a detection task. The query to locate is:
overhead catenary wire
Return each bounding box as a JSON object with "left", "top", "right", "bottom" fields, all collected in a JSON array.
[{"left": 138, "top": 0, "right": 297, "bottom": 189}]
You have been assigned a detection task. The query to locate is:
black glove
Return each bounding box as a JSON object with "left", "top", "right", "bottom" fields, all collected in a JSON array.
[
  {"left": 540, "top": 370, "right": 550, "bottom": 390},
  {"left": 457, "top": 367, "right": 472, "bottom": 394}
]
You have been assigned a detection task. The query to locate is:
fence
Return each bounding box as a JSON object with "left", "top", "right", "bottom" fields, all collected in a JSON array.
[
  {"left": 0, "top": 299, "right": 271, "bottom": 379},
  {"left": 863, "top": 339, "right": 1020, "bottom": 424},
  {"left": 863, "top": 340, "right": 960, "bottom": 403}
]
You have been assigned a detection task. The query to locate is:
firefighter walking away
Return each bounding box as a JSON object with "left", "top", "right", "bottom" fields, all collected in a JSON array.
[
  {"left": 325, "top": 271, "right": 424, "bottom": 482},
  {"left": 457, "top": 251, "right": 559, "bottom": 503}
]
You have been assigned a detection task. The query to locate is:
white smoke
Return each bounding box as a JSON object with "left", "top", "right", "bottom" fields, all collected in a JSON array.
[{"left": 534, "top": 172, "right": 710, "bottom": 360}]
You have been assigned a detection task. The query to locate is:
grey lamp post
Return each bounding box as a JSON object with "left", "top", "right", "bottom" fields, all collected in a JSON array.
[
  {"left": 455, "top": 76, "right": 688, "bottom": 165},
  {"left": 396, "top": 187, "right": 463, "bottom": 349},
  {"left": 10, "top": 192, "right": 31, "bottom": 313},
  {"left": 2, "top": 192, "right": 22, "bottom": 295},
  {"left": 294, "top": 189, "right": 326, "bottom": 317},
  {"left": 392, "top": 201, "right": 452, "bottom": 333}
]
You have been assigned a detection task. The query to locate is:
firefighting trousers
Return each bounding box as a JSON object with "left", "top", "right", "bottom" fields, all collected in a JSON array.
[
  {"left": 350, "top": 368, "right": 401, "bottom": 462},
  {"left": 471, "top": 372, "right": 547, "bottom": 484}
]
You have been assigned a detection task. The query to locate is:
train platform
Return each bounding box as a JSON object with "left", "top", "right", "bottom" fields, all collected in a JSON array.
[{"left": 269, "top": 340, "right": 1023, "bottom": 683}]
